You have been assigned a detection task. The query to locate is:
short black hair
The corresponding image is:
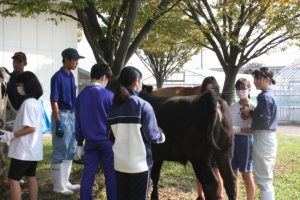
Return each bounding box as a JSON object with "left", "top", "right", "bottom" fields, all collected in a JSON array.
[
  {"left": 235, "top": 78, "right": 251, "bottom": 89},
  {"left": 90, "top": 63, "right": 112, "bottom": 80},
  {"left": 17, "top": 71, "right": 43, "bottom": 100}
]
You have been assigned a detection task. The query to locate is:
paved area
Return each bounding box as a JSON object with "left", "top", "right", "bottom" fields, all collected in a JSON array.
[{"left": 277, "top": 125, "right": 300, "bottom": 136}]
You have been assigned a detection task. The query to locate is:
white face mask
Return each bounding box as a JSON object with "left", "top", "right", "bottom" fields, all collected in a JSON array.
[
  {"left": 17, "top": 86, "right": 26, "bottom": 96},
  {"left": 236, "top": 90, "right": 248, "bottom": 99}
]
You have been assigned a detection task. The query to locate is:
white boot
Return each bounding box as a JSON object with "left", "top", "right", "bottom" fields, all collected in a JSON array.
[
  {"left": 63, "top": 160, "right": 80, "bottom": 190},
  {"left": 261, "top": 191, "right": 275, "bottom": 200},
  {"left": 51, "top": 163, "right": 73, "bottom": 195}
]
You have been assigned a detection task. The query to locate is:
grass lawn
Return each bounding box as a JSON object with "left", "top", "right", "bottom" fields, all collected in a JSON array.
[{"left": 2, "top": 132, "right": 300, "bottom": 199}]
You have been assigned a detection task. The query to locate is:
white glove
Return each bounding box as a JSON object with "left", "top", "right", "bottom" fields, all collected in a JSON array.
[
  {"left": 74, "top": 146, "right": 84, "bottom": 160},
  {"left": 0, "top": 129, "right": 15, "bottom": 143},
  {"left": 157, "top": 132, "right": 165, "bottom": 144}
]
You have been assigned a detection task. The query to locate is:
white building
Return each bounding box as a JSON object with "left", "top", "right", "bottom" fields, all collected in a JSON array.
[{"left": 0, "top": 7, "right": 78, "bottom": 113}]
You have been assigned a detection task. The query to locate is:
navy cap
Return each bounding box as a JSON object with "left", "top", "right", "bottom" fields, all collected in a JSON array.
[
  {"left": 12, "top": 52, "right": 27, "bottom": 62},
  {"left": 61, "top": 48, "right": 85, "bottom": 59}
]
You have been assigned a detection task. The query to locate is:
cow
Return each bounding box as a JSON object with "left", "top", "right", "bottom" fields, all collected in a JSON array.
[
  {"left": 146, "top": 85, "right": 202, "bottom": 97},
  {"left": 139, "top": 90, "right": 236, "bottom": 200}
]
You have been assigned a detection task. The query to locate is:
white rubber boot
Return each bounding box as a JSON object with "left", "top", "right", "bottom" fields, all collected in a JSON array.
[
  {"left": 261, "top": 191, "right": 275, "bottom": 200},
  {"left": 51, "top": 163, "right": 73, "bottom": 195},
  {"left": 63, "top": 160, "right": 80, "bottom": 190}
]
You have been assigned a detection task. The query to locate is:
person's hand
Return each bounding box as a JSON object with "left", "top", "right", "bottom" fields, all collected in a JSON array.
[
  {"left": 55, "top": 120, "right": 64, "bottom": 137},
  {"left": 158, "top": 132, "right": 165, "bottom": 144},
  {"left": 0, "top": 129, "right": 15, "bottom": 143},
  {"left": 240, "top": 107, "right": 251, "bottom": 120},
  {"left": 74, "top": 146, "right": 84, "bottom": 160},
  {"left": 240, "top": 127, "right": 253, "bottom": 134}
]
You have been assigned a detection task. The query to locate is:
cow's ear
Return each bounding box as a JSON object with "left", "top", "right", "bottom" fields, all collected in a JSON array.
[{"left": 142, "top": 84, "right": 153, "bottom": 93}]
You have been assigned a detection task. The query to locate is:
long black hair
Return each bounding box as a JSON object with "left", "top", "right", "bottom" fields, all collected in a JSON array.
[
  {"left": 17, "top": 71, "right": 43, "bottom": 100},
  {"left": 201, "top": 76, "right": 220, "bottom": 94},
  {"left": 252, "top": 67, "right": 276, "bottom": 85},
  {"left": 113, "top": 66, "right": 142, "bottom": 106}
]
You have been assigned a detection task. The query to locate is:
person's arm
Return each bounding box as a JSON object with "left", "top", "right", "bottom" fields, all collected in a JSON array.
[
  {"left": 51, "top": 101, "right": 60, "bottom": 121},
  {"left": 13, "top": 126, "right": 36, "bottom": 138},
  {"left": 141, "top": 106, "right": 165, "bottom": 144},
  {"left": 75, "top": 99, "right": 84, "bottom": 146}
]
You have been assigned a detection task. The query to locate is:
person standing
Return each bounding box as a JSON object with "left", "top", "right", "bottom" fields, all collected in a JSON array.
[
  {"left": 0, "top": 71, "right": 43, "bottom": 200},
  {"left": 196, "top": 76, "right": 224, "bottom": 200},
  {"left": 7, "top": 52, "right": 27, "bottom": 112},
  {"left": 50, "top": 48, "right": 84, "bottom": 195},
  {"left": 108, "top": 66, "right": 165, "bottom": 200},
  {"left": 241, "top": 67, "right": 278, "bottom": 200},
  {"left": 230, "top": 78, "right": 255, "bottom": 200},
  {"left": 75, "top": 63, "right": 116, "bottom": 200}
]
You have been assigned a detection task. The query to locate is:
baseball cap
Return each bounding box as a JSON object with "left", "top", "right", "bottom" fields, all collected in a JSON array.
[
  {"left": 61, "top": 48, "right": 85, "bottom": 59},
  {"left": 12, "top": 52, "right": 27, "bottom": 62}
]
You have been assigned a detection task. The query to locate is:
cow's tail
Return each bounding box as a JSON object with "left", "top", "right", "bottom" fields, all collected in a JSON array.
[{"left": 206, "top": 91, "right": 222, "bottom": 151}]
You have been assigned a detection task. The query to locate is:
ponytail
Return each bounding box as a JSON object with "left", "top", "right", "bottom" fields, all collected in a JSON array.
[{"left": 113, "top": 81, "right": 131, "bottom": 106}]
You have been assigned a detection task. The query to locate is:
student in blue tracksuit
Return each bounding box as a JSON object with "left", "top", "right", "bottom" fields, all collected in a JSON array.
[
  {"left": 75, "top": 63, "right": 116, "bottom": 200},
  {"left": 241, "top": 67, "right": 278, "bottom": 200},
  {"left": 108, "top": 66, "right": 165, "bottom": 200}
]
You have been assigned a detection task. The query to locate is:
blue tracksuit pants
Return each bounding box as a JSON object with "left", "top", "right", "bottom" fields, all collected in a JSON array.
[{"left": 80, "top": 140, "right": 116, "bottom": 200}]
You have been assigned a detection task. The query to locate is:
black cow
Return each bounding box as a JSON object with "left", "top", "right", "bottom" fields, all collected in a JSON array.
[{"left": 139, "top": 90, "right": 236, "bottom": 200}]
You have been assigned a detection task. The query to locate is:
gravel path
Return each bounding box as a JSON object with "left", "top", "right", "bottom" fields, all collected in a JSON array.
[{"left": 277, "top": 125, "right": 300, "bottom": 136}]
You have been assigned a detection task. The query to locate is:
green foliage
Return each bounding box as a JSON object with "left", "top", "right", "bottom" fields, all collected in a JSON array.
[
  {"left": 0, "top": 0, "right": 180, "bottom": 76},
  {"left": 136, "top": 5, "right": 203, "bottom": 87},
  {"left": 184, "top": 0, "right": 300, "bottom": 104}
]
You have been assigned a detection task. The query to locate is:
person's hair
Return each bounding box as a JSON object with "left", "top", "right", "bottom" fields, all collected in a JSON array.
[
  {"left": 113, "top": 66, "right": 142, "bottom": 105},
  {"left": 17, "top": 71, "right": 43, "bottom": 100},
  {"left": 235, "top": 78, "right": 251, "bottom": 99},
  {"left": 252, "top": 67, "right": 276, "bottom": 85},
  {"left": 90, "top": 63, "right": 112, "bottom": 80},
  {"left": 201, "top": 76, "right": 220, "bottom": 94}
]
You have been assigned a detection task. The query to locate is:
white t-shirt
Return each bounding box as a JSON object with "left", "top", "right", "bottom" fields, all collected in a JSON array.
[
  {"left": 229, "top": 100, "right": 256, "bottom": 135},
  {"left": 8, "top": 98, "right": 43, "bottom": 161}
]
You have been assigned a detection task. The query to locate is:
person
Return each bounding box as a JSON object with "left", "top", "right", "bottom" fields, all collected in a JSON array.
[
  {"left": 196, "top": 76, "right": 224, "bottom": 200},
  {"left": 241, "top": 67, "right": 278, "bottom": 200},
  {"left": 75, "top": 63, "right": 116, "bottom": 200},
  {"left": 229, "top": 78, "right": 255, "bottom": 200},
  {"left": 7, "top": 52, "right": 27, "bottom": 111},
  {"left": 0, "top": 71, "right": 43, "bottom": 200},
  {"left": 50, "top": 48, "right": 84, "bottom": 195},
  {"left": 107, "top": 66, "right": 165, "bottom": 200}
]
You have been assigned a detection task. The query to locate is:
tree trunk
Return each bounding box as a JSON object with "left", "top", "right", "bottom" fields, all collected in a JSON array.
[
  {"left": 156, "top": 77, "right": 164, "bottom": 88},
  {"left": 222, "top": 70, "right": 238, "bottom": 105},
  {"left": 113, "top": 0, "right": 139, "bottom": 75}
]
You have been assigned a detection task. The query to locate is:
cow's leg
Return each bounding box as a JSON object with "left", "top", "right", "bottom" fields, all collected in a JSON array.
[
  {"left": 151, "top": 160, "right": 163, "bottom": 200},
  {"left": 216, "top": 158, "right": 236, "bottom": 200},
  {"left": 190, "top": 160, "right": 218, "bottom": 200}
]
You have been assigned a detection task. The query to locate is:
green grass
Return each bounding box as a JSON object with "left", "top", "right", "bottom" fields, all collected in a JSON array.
[{"left": 3, "top": 133, "right": 300, "bottom": 199}]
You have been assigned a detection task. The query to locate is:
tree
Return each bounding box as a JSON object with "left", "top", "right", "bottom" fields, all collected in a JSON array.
[
  {"left": 183, "top": 0, "right": 300, "bottom": 104},
  {"left": 136, "top": 9, "right": 202, "bottom": 88},
  {"left": 0, "top": 0, "right": 181, "bottom": 76}
]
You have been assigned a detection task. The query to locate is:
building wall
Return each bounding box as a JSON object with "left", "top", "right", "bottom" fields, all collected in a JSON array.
[{"left": 0, "top": 9, "right": 78, "bottom": 113}]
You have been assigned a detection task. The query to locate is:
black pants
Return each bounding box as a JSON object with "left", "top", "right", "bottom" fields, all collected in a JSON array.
[{"left": 116, "top": 170, "right": 150, "bottom": 200}]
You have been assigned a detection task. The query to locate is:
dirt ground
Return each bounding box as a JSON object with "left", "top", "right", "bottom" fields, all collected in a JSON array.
[{"left": 277, "top": 124, "right": 300, "bottom": 136}]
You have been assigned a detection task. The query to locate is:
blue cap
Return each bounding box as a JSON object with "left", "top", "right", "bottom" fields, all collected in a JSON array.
[{"left": 61, "top": 48, "right": 85, "bottom": 59}]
